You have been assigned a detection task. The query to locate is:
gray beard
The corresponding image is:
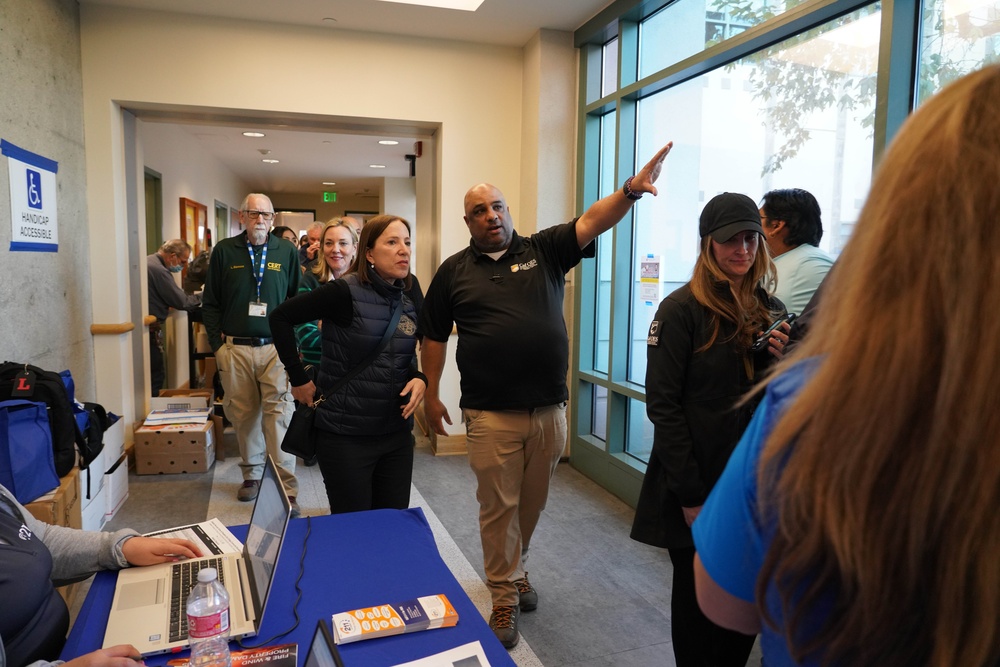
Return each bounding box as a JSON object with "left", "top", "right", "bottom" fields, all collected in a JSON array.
[{"left": 249, "top": 229, "right": 268, "bottom": 245}]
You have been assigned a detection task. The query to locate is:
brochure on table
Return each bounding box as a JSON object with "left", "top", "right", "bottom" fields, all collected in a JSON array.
[{"left": 390, "top": 641, "right": 491, "bottom": 667}]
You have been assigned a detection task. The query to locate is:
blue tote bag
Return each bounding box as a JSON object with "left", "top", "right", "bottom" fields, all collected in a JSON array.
[{"left": 0, "top": 399, "right": 60, "bottom": 504}]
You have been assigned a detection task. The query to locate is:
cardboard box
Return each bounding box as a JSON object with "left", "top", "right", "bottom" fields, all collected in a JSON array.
[
  {"left": 104, "top": 453, "right": 129, "bottom": 521},
  {"left": 81, "top": 482, "right": 107, "bottom": 531},
  {"left": 155, "top": 389, "right": 224, "bottom": 461},
  {"left": 103, "top": 417, "right": 126, "bottom": 463},
  {"left": 25, "top": 468, "right": 82, "bottom": 530},
  {"left": 134, "top": 421, "right": 215, "bottom": 475},
  {"left": 79, "top": 446, "right": 106, "bottom": 511}
]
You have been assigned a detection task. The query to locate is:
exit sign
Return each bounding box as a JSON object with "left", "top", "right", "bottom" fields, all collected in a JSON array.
[{"left": 323, "top": 192, "right": 337, "bottom": 202}]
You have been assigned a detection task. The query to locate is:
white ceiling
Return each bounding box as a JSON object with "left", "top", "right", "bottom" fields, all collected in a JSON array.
[{"left": 81, "top": 0, "right": 613, "bottom": 197}]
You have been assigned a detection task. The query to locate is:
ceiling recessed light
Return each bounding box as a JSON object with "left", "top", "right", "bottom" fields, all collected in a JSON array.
[
  {"left": 243, "top": 131, "right": 265, "bottom": 138},
  {"left": 378, "top": 140, "right": 399, "bottom": 145},
  {"left": 262, "top": 159, "right": 280, "bottom": 164},
  {"left": 369, "top": 164, "right": 386, "bottom": 169},
  {"left": 322, "top": 182, "right": 336, "bottom": 186}
]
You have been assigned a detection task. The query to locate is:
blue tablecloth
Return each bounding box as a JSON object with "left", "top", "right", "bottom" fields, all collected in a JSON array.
[{"left": 61, "top": 508, "right": 514, "bottom": 666}]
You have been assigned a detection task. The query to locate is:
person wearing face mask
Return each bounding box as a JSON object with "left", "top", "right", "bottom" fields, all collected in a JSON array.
[
  {"left": 202, "top": 193, "right": 302, "bottom": 516},
  {"left": 147, "top": 239, "right": 201, "bottom": 396},
  {"left": 630, "top": 192, "right": 789, "bottom": 667},
  {"left": 270, "top": 215, "right": 425, "bottom": 515}
]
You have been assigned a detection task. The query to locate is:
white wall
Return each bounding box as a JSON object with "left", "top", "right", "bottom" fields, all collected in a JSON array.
[{"left": 79, "top": 5, "right": 577, "bottom": 433}]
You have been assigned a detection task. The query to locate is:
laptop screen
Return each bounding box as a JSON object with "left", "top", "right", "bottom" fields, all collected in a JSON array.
[
  {"left": 304, "top": 620, "right": 344, "bottom": 667},
  {"left": 244, "top": 456, "right": 291, "bottom": 619}
]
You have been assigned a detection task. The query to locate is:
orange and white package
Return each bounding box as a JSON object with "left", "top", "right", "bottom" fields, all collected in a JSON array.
[{"left": 331, "top": 594, "right": 458, "bottom": 644}]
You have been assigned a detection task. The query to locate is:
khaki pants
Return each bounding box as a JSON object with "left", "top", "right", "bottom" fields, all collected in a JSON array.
[
  {"left": 216, "top": 339, "right": 297, "bottom": 496},
  {"left": 464, "top": 403, "right": 566, "bottom": 606}
]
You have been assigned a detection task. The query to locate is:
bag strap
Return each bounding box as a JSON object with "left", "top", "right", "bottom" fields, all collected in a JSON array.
[{"left": 316, "top": 298, "right": 404, "bottom": 405}]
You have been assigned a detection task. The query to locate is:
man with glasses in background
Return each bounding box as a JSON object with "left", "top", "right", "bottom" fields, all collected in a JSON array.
[{"left": 202, "top": 193, "right": 302, "bottom": 516}]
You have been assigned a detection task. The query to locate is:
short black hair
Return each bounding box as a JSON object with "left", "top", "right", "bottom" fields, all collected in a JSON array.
[{"left": 761, "top": 188, "right": 823, "bottom": 247}]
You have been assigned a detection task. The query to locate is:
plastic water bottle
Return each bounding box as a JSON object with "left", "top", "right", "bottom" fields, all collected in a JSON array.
[{"left": 186, "top": 568, "right": 232, "bottom": 667}]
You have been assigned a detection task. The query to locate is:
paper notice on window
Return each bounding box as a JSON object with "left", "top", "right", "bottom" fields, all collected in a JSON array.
[
  {"left": 390, "top": 641, "right": 491, "bottom": 667},
  {"left": 640, "top": 254, "right": 661, "bottom": 304},
  {"left": 144, "top": 517, "right": 243, "bottom": 556}
]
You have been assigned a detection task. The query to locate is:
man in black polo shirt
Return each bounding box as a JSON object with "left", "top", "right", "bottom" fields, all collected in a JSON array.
[
  {"left": 420, "top": 142, "right": 673, "bottom": 648},
  {"left": 202, "top": 193, "right": 301, "bottom": 516}
]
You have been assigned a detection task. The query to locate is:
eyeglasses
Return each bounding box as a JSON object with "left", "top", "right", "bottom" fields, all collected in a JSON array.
[{"left": 243, "top": 210, "right": 275, "bottom": 221}]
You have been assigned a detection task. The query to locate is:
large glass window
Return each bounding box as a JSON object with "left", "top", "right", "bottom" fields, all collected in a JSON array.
[
  {"left": 603, "top": 37, "right": 620, "bottom": 97},
  {"left": 594, "top": 111, "right": 617, "bottom": 375},
  {"left": 627, "top": 4, "right": 880, "bottom": 388},
  {"left": 917, "top": 0, "right": 1000, "bottom": 102},
  {"left": 572, "top": 0, "right": 959, "bottom": 499},
  {"left": 640, "top": 0, "right": 796, "bottom": 79}
]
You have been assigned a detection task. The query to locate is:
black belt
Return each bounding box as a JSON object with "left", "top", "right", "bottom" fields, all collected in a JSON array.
[{"left": 230, "top": 337, "right": 273, "bottom": 346}]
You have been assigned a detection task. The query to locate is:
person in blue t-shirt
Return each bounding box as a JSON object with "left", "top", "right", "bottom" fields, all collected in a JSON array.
[{"left": 693, "top": 65, "right": 1000, "bottom": 667}]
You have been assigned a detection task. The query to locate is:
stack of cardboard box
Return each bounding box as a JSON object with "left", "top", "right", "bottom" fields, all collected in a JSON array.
[{"left": 134, "top": 390, "right": 221, "bottom": 474}]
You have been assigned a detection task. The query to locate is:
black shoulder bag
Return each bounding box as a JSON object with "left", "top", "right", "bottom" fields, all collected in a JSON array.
[{"left": 280, "top": 300, "right": 404, "bottom": 460}]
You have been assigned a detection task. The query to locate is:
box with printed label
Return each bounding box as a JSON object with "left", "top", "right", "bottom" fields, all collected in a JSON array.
[
  {"left": 155, "top": 389, "right": 224, "bottom": 461},
  {"left": 25, "top": 467, "right": 81, "bottom": 530},
  {"left": 104, "top": 453, "right": 129, "bottom": 520},
  {"left": 134, "top": 421, "right": 215, "bottom": 475},
  {"left": 331, "top": 594, "right": 459, "bottom": 644}
]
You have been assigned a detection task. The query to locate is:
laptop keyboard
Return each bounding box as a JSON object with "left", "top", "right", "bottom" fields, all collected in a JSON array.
[{"left": 168, "top": 557, "right": 226, "bottom": 642}]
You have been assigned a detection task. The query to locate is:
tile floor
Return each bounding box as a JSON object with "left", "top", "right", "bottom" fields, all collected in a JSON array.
[{"left": 88, "top": 431, "right": 761, "bottom": 667}]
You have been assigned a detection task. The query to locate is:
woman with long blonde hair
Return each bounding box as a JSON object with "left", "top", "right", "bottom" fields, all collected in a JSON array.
[
  {"left": 693, "top": 65, "right": 1000, "bottom": 667},
  {"left": 631, "top": 192, "right": 787, "bottom": 666},
  {"left": 294, "top": 218, "right": 358, "bottom": 366}
]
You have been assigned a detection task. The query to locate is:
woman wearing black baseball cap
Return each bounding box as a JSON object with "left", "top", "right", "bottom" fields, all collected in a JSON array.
[{"left": 631, "top": 192, "right": 789, "bottom": 667}]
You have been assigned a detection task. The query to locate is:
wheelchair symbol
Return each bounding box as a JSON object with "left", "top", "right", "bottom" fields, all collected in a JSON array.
[{"left": 26, "top": 169, "right": 43, "bottom": 209}]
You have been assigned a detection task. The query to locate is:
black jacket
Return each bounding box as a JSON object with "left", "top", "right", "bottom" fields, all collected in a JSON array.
[{"left": 630, "top": 282, "right": 784, "bottom": 550}]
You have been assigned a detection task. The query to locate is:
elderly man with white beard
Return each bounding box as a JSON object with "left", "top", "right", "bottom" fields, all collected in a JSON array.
[{"left": 202, "top": 193, "right": 302, "bottom": 515}]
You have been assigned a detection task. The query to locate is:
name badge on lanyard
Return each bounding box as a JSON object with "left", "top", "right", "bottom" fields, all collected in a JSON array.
[{"left": 247, "top": 240, "right": 269, "bottom": 318}]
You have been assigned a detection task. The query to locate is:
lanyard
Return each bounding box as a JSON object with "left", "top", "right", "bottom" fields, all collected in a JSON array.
[{"left": 246, "top": 239, "right": 267, "bottom": 303}]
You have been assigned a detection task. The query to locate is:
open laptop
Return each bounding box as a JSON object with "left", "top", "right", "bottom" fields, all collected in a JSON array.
[
  {"left": 304, "top": 620, "right": 346, "bottom": 667},
  {"left": 103, "top": 455, "right": 292, "bottom": 655}
]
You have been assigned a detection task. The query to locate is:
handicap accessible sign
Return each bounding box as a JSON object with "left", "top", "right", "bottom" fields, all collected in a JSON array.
[{"left": 2, "top": 139, "right": 59, "bottom": 252}]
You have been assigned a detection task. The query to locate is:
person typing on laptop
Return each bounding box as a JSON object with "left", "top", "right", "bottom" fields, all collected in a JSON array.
[{"left": 0, "top": 482, "right": 200, "bottom": 667}]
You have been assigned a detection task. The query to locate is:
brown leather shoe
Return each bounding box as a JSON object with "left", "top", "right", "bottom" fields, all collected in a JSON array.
[
  {"left": 488, "top": 605, "right": 520, "bottom": 649},
  {"left": 237, "top": 479, "right": 260, "bottom": 502}
]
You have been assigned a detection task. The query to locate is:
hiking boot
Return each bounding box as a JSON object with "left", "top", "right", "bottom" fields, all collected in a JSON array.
[
  {"left": 489, "top": 605, "right": 520, "bottom": 649},
  {"left": 237, "top": 479, "right": 260, "bottom": 502},
  {"left": 514, "top": 573, "right": 538, "bottom": 612},
  {"left": 289, "top": 496, "right": 301, "bottom": 519}
]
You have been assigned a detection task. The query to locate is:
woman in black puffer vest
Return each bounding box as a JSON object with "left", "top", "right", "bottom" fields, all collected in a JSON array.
[{"left": 271, "top": 215, "right": 425, "bottom": 514}]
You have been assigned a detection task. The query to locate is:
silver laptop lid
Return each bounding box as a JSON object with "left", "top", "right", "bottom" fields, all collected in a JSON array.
[{"left": 242, "top": 455, "right": 292, "bottom": 628}]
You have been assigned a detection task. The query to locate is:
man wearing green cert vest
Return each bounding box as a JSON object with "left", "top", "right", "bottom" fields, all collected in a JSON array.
[{"left": 202, "top": 193, "right": 301, "bottom": 517}]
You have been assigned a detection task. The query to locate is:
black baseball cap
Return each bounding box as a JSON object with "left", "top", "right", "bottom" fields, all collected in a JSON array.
[{"left": 699, "top": 192, "right": 763, "bottom": 242}]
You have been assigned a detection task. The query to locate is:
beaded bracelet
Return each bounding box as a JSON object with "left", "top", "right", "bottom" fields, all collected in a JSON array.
[{"left": 623, "top": 176, "right": 643, "bottom": 200}]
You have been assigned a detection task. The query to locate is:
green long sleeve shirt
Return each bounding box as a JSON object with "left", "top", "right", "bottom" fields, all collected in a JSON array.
[{"left": 201, "top": 231, "right": 301, "bottom": 351}]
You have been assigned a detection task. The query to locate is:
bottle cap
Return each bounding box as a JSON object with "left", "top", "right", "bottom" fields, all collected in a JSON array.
[{"left": 197, "top": 567, "right": 218, "bottom": 583}]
